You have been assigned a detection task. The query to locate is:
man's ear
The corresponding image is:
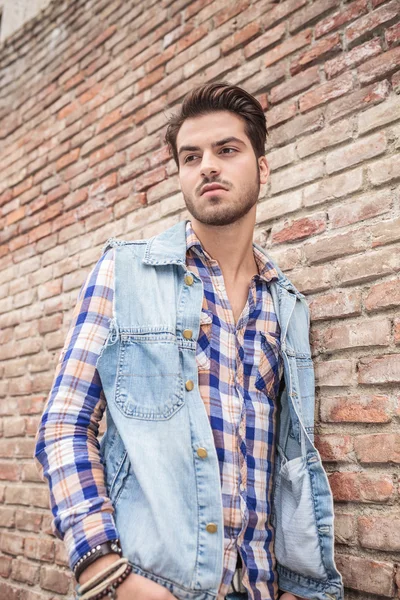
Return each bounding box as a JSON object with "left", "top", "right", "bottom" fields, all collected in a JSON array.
[{"left": 259, "top": 156, "right": 269, "bottom": 185}]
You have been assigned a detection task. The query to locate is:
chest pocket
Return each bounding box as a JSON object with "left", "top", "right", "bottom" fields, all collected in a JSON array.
[
  {"left": 115, "top": 331, "right": 184, "bottom": 420},
  {"left": 255, "top": 331, "right": 282, "bottom": 400},
  {"left": 196, "top": 308, "right": 212, "bottom": 372}
]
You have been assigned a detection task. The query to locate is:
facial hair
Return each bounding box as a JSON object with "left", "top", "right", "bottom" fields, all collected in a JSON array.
[{"left": 183, "top": 168, "right": 261, "bottom": 227}]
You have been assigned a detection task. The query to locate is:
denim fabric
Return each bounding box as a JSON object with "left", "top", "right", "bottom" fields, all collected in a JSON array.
[{"left": 96, "top": 220, "right": 344, "bottom": 600}]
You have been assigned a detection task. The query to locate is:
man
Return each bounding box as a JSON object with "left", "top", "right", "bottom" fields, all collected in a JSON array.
[{"left": 35, "top": 82, "right": 343, "bottom": 600}]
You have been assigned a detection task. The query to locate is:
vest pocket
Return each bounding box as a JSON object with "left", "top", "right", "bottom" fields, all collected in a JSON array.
[
  {"left": 273, "top": 450, "right": 327, "bottom": 580},
  {"left": 115, "top": 333, "right": 184, "bottom": 420}
]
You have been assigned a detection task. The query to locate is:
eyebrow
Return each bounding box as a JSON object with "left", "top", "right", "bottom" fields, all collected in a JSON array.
[{"left": 178, "top": 136, "right": 245, "bottom": 157}]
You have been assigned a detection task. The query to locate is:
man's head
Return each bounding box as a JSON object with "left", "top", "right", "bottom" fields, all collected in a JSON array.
[{"left": 165, "top": 82, "right": 269, "bottom": 227}]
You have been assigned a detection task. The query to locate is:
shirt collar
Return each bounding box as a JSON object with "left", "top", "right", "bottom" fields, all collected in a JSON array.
[{"left": 185, "top": 220, "right": 279, "bottom": 283}]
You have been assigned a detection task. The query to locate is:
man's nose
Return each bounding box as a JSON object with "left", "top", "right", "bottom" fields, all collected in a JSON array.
[{"left": 200, "top": 153, "right": 220, "bottom": 178}]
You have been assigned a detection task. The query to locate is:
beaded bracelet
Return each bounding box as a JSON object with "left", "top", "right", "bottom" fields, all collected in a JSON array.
[
  {"left": 79, "top": 562, "right": 132, "bottom": 600},
  {"left": 74, "top": 540, "right": 122, "bottom": 582},
  {"left": 77, "top": 558, "right": 128, "bottom": 596}
]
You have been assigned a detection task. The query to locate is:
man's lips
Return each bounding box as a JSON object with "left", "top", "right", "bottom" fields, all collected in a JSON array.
[{"left": 200, "top": 184, "right": 228, "bottom": 195}]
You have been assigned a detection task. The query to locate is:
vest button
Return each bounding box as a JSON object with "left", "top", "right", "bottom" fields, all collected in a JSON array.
[
  {"left": 185, "top": 380, "right": 194, "bottom": 391},
  {"left": 184, "top": 274, "right": 194, "bottom": 286},
  {"left": 183, "top": 329, "right": 193, "bottom": 339},
  {"left": 197, "top": 447, "right": 208, "bottom": 459},
  {"left": 206, "top": 523, "right": 217, "bottom": 533}
]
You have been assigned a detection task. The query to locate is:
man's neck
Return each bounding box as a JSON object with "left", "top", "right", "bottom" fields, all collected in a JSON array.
[{"left": 190, "top": 210, "right": 258, "bottom": 281}]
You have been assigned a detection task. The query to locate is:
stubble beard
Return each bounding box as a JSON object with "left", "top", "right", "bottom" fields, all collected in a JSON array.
[{"left": 183, "top": 171, "right": 261, "bottom": 227}]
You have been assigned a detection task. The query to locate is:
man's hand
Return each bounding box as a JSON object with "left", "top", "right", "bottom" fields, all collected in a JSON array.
[
  {"left": 79, "top": 555, "right": 176, "bottom": 599},
  {"left": 113, "top": 572, "right": 177, "bottom": 600},
  {"left": 280, "top": 593, "right": 307, "bottom": 600}
]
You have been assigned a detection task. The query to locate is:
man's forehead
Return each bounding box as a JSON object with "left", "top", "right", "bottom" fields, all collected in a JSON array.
[{"left": 177, "top": 111, "right": 247, "bottom": 147}]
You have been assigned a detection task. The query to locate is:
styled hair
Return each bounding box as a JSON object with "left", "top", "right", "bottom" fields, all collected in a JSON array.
[{"left": 164, "top": 81, "right": 267, "bottom": 168}]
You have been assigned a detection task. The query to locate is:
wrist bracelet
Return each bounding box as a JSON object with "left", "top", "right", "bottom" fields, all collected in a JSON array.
[
  {"left": 74, "top": 540, "right": 122, "bottom": 582},
  {"left": 77, "top": 558, "right": 128, "bottom": 596},
  {"left": 79, "top": 562, "right": 132, "bottom": 600}
]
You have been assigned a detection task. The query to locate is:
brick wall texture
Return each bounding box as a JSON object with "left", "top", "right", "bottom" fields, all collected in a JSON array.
[{"left": 0, "top": 0, "right": 399, "bottom": 598}]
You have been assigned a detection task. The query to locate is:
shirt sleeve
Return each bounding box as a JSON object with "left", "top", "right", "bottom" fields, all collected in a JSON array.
[{"left": 34, "top": 247, "right": 118, "bottom": 570}]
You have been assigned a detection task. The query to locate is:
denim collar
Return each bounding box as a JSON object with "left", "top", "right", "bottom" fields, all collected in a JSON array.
[{"left": 143, "top": 219, "right": 304, "bottom": 298}]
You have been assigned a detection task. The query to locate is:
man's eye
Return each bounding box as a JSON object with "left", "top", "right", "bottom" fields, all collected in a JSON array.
[
  {"left": 184, "top": 155, "right": 198, "bottom": 163},
  {"left": 221, "top": 147, "right": 236, "bottom": 154}
]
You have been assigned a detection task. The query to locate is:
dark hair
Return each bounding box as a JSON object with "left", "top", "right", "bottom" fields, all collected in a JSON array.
[{"left": 164, "top": 81, "right": 267, "bottom": 168}]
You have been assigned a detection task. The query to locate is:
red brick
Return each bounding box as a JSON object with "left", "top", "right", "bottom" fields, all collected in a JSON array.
[
  {"left": 88, "top": 172, "right": 118, "bottom": 197},
  {"left": 270, "top": 157, "right": 324, "bottom": 194},
  {"left": 96, "top": 109, "right": 122, "bottom": 134},
  {"left": 0, "top": 532, "right": 24, "bottom": 556},
  {"left": 56, "top": 148, "right": 80, "bottom": 172},
  {"left": 88, "top": 143, "right": 116, "bottom": 168},
  {"left": 299, "top": 72, "right": 353, "bottom": 113},
  {"left": 297, "top": 119, "right": 352, "bottom": 158},
  {"left": 271, "top": 214, "right": 326, "bottom": 244},
  {"left": 336, "top": 247, "right": 399, "bottom": 286},
  {"left": 333, "top": 512, "right": 356, "bottom": 545},
  {"left": 365, "top": 278, "right": 400, "bottom": 312},
  {"left": 314, "top": 317, "right": 390, "bottom": 353},
  {"left": 24, "top": 537, "right": 54, "bottom": 562},
  {"left": 346, "top": 0, "right": 399, "bottom": 45},
  {"left": 310, "top": 290, "right": 362, "bottom": 321},
  {"left": 243, "top": 22, "right": 286, "bottom": 60},
  {"left": 289, "top": 0, "right": 340, "bottom": 33},
  {"left": 135, "top": 166, "right": 166, "bottom": 192},
  {"left": 358, "top": 514, "right": 400, "bottom": 552},
  {"left": 325, "top": 37, "right": 382, "bottom": 79},
  {"left": 290, "top": 264, "right": 331, "bottom": 294},
  {"left": 0, "top": 462, "right": 19, "bottom": 481},
  {"left": 386, "top": 21, "right": 400, "bottom": 47},
  {"left": 270, "top": 66, "right": 319, "bottom": 105},
  {"left": 93, "top": 24, "right": 117, "bottom": 48},
  {"left": 371, "top": 216, "right": 400, "bottom": 248},
  {"left": 329, "top": 471, "right": 394, "bottom": 502},
  {"left": 355, "top": 433, "right": 400, "bottom": 464},
  {"left": 315, "top": 434, "right": 353, "bottom": 462},
  {"left": 328, "top": 190, "right": 392, "bottom": 229},
  {"left": 136, "top": 66, "right": 165, "bottom": 94},
  {"left": 303, "top": 167, "right": 363, "bottom": 207},
  {"left": 359, "top": 94, "right": 400, "bottom": 134},
  {"left": 0, "top": 582, "right": 20, "bottom": 600},
  {"left": 291, "top": 33, "right": 341, "bottom": 75},
  {"left": 315, "top": 0, "right": 368, "bottom": 38},
  {"left": 269, "top": 108, "right": 324, "bottom": 147},
  {"left": 335, "top": 554, "right": 395, "bottom": 596},
  {"left": 326, "top": 79, "right": 390, "bottom": 122},
  {"left": 0, "top": 554, "right": 12, "bottom": 577},
  {"left": 368, "top": 153, "right": 400, "bottom": 185},
  {"left": 40, "top": 565, "right": 71, "bottom": 594},
  {"left": 221, "top": 22, "right": 261, "bottom": 55},
  {"left": 304, "top": 229, "right": 367, "bottom": 265},
  {"left": 314, "top": 359, "right": 355, "bottom": 387},
  {"left": 266, "top": 102, "right": 297, "bottom": 129},
  {"left": 264, "top": 28, "right": 312, "bottom": 68},
  {"left": 358, "top": 354, "right": 400, "bottom": 384},
  {"left": 15, "top": 509, "right": 42, "bottom": 533},
  {"left": 358, "top": 45, "right": 400, "bottom": 84},
  {"left": 11, "top": 558, "right": 39, "bottom": 585},
  {"left": 0, "top": 506, "right": 15, "bottom": 527},
  {"left": 326, "top": 131, "right": 386, "bottom": 175}
]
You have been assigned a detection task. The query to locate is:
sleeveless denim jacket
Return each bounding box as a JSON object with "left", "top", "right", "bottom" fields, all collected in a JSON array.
[{"left": 96, "top": 220, "right": 344, "bottom": 600}]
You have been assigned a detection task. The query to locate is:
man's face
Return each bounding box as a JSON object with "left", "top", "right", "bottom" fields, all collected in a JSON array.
[{"left": 176, "top": 111, "right": 269, "bottom": 226}]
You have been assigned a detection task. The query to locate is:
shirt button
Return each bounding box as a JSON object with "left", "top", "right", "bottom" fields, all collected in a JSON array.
[
  {"left": 184, "top": 274, "right": 194, "bottom": 286},
  {"left": 197, "top": 447, "right": 208, "bottom": 459},
  {"left": 183, "top": 329, "right": 193, "bottom": 339},
  {"left": 206, "top": 523, "right": 218, "bottom": 533},
  {"left": 185, "top": 380, "right": 194, "bottom": 391}
]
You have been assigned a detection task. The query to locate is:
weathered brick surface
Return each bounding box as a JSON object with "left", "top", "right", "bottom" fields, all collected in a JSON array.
[{"left": 1, "top": 0, "right": 399, "bottom": 598}]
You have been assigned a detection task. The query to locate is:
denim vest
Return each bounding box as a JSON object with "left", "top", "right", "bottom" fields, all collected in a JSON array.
[{"left": 96, "top": 220, "right": 344, "bottom": 600}]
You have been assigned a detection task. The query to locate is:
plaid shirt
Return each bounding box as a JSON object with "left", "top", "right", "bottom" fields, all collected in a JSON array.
[{"left": 35, "top": 221, "right": 283, "bottom": 600}]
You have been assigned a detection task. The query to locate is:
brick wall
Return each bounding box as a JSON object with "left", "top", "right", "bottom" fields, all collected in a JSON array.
[{"left": 0, "top": 0, "right": 399, "bottom": 598}]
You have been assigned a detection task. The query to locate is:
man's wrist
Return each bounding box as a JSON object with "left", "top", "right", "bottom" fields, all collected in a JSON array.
[
  {"left": 74, "top": 539, "right": 122, "bottom": 582},
  {"left": 78, "top": 553, "right": 120, "bottom": 585}
]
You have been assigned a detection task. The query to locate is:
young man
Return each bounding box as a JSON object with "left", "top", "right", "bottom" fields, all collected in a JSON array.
[{"left": 35, "top": 82, "right": 343, "bottom": 600}]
